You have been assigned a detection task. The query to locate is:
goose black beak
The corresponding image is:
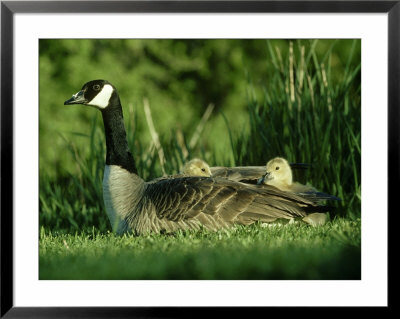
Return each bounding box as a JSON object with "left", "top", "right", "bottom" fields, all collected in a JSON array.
[{"left": 64, "top": 90, "right": 87, "bottom": 105}]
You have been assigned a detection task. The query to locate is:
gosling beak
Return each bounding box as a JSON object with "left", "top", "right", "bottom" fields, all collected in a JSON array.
[
  {"left": 64, "top": 90, "right": 87, "bottom": 105},
  {"left": 257, "top": 172, "right": 272, "bottom": 185}
]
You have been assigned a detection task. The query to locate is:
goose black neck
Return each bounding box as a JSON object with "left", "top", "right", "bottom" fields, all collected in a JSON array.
[{"left": 101, "top": 93, "right": 137, "bottom": 174}]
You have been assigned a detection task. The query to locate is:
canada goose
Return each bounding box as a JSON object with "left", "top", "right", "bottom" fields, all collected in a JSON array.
[
  {"left": 64, "top": 80, "right": 330, "bottom": 235},
  {"left": 182, "top": 158, "right": 211, "bottom": 177}
]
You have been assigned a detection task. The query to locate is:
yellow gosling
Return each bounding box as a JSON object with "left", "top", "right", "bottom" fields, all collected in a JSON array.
[
  {"left": 258, "top": 157, "right": 329, "bottom": 226},
  {"left": 182, "top": 158, "right": 212, "bottom": 177},
  {"left": 258, "top": 157, "right": 315, "bottom": 192}
]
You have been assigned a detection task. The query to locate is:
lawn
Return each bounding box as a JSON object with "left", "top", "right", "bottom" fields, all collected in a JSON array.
[
  {"left": 39, "top": 39, "right": 361, "bottom": 280},
  {"left": 40, "top": 218, "right": 361, "bottom": 280}
]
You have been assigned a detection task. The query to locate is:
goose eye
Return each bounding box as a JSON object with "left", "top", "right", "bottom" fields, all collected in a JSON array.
[
  {"left": 275, "top": 166, "right": 280, "bottom": 170},
  {"left": 201, "top": 168, "right": 206, "bottom": 172},
  {"left": 93, "top": 84, "right": 100, "bottom": 91}
]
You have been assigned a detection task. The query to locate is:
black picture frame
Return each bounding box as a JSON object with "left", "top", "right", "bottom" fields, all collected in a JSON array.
[{"left": 1, "top": 1, "right": 394, "bottom": 317}]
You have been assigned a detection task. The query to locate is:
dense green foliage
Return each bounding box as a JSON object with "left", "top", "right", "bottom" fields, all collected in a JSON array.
[
  {"left": 40, "top": 219, "right": 360, "bottom": 280},
  {"left": 40, "top": 39, "right": 360, "bottom": 178},
  {"left": 39, "top": 39, "right": 361, "bottom": 280}
]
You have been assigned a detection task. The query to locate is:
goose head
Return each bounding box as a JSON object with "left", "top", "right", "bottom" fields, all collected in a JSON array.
[
  {"left": 64, "top": 79, "right": 117, "bottom": 110},
  {"left": 65, "top": 80, "right": 137, "bottom": 174},
  {"left": 182, "top": 158, "right": 212, "bottom": 177},
  {"left": 257, "top": 157, "right": 293, "bottom": 186}
]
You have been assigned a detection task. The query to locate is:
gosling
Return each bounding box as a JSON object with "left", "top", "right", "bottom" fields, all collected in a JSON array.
[
  {"left": 182, "top": 158, "right": 212, "bottom": 177},
  {"left": 257, "top": 157, "right": 315, "bottom": 193},
  {"left": 257, "top": 157, "right": 342, "bottom": 226}
]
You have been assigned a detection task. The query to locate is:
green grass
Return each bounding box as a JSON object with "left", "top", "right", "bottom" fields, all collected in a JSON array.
[
  {"left": 39, "top": 39, "right": 361, "bottom": 280},
  {"left": 40, "top": 218, "right": 360, "bottom": 280}
]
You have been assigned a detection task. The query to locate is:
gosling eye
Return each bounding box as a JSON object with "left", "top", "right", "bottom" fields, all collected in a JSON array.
[
  {"left": 275, "top": 166, "right": 280, "bottom": 170},
  {"left": 93, "top": 84, "right": 101, "bottom": 91},
  {"left": 201, "top": 168, "right": 206, "bottom": 172}
]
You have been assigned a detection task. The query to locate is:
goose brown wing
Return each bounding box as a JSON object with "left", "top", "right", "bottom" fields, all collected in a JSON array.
[
  {"left": 210, "top": 164, "right": 310, "bottom": 183},
  {"left": 144, "top": 176, "right": 319, "bottom": 224},
  {"left": 210, "top": 166, "right": 266, "bottom": 182}
]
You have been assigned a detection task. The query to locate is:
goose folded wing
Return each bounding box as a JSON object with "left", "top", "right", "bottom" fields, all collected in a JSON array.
[
  {"left": 144, "top": 176, "right": 317, "bottom": 223},
  {"left": 210, "top": 163, "right": 310, "bottom": 183},
  {"left": 296, "top": 191, "right": 341, "bottom": 202},
  {"left": 210, "top": 166, "right": 266, "bottom": 182}
]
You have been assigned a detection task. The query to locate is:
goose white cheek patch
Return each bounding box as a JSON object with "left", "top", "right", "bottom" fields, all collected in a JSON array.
[{"left": 87, "top": 84, "right": 114, "bottom": 109}]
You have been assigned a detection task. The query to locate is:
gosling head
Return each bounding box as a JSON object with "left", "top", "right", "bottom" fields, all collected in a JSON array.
[
  {"left": 182, "top": 158, "right": 212, "bottom": 177},
  {"left": 64, "top": 80, "right": 117, "bottom": 110},
  {"left": 257, "top": 157, "right": 293, "bottom": 186}
]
